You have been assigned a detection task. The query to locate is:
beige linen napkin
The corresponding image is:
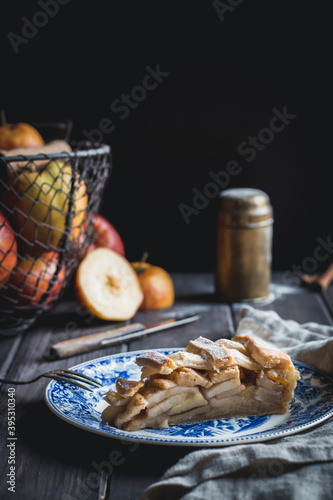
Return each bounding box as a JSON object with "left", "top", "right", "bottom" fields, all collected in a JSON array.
[
  {"left": 236, "top": 306, "right": 333, "bottom": 376},
  {"left": 140, "top": 306, "right": 333, "bottom": 500}
]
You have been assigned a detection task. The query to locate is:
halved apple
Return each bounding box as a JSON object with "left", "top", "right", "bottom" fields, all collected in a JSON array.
[{"left": 75, "top": 248, "right": 143, "bottom": 320}]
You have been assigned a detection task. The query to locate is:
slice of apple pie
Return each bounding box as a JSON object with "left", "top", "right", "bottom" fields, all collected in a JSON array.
[{"left": 102, "top": 334, "right": 300, "bottom": 431}]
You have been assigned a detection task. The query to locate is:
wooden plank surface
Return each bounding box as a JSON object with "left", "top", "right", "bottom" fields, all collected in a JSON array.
[
  {"left": 0, "top": 272, "right": 332, "bottom": 500},
  {"left": 320, "top": 286, "right": 333, "bottom": 322},
  {"left": 233, "top": 275, "right": 333, "bottom": 326}
]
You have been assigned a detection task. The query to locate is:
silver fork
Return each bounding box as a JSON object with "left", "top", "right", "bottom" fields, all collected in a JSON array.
[{"left": 0, "top": 369, "right": 104, "bottom": 392}]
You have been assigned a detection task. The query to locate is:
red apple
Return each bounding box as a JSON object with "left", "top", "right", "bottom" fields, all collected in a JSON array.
[
  {"left": 88, "top": 214, "right": 125, "bottom": 256},
  {"left": 0, "top": 211, "right": 18, "bottom": 290},
  {"left": 131, "top": 256, "right": 174, "bottom": 310},
  {"left": 0, "top": 111, "right": 44, "bottom": 150},
  {"left": 6, "top": 251, "right": 66, "bottom": 309}
]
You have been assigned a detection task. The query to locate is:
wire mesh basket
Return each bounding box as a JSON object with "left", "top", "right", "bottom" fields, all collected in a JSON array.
[{"left": 0, "top": 138, "right": 112, "bottom": 335}]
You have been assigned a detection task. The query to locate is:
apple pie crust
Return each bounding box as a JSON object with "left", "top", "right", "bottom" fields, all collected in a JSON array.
[{"left": 102, "top": 334, "right": 300, "bottom": 431}]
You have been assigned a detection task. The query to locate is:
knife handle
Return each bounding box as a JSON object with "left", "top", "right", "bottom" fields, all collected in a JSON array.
[{"left": 49, "top": 323, "right": 145, "bottom": 359}]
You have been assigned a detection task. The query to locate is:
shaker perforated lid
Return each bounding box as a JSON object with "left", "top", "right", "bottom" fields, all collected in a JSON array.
[{"left": 218, "top": 188, "right": 273, "bottom": 227}]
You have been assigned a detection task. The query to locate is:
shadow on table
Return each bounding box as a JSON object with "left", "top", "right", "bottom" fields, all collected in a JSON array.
[{"left": 17, "top": 399, "right": 194, "bottom": 475}]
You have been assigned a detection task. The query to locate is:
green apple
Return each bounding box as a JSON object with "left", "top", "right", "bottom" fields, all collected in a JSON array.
[{"left": 5, "top": 161, "right": 88, "bottom": 255}]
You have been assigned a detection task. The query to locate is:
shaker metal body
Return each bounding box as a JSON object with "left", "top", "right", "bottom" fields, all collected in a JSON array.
[{"left": 215, "top": 188, "right": 273, "bottom": 303}]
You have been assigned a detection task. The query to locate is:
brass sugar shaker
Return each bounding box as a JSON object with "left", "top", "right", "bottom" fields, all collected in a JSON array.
[{"left": 215, "top": 188, "right": 273, "bottom": 303}]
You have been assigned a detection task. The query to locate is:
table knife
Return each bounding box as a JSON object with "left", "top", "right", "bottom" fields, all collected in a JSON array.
[{"left": 49, "top": 313, "right": 200, "bottom": 359}]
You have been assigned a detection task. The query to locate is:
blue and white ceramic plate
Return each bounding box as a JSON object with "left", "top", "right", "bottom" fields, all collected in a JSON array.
[{"left": 45, "top": 349, "right": 333, "bottom": 447}]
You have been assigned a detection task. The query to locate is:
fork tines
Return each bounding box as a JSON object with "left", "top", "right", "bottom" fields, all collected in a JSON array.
[{"left": 47, "top": 369, "right": 103, "bottom": 392}]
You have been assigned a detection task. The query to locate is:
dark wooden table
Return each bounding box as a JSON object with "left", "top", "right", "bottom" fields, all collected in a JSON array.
[{"left": 1, "top": 272, "right": 333, "bottom": 500}]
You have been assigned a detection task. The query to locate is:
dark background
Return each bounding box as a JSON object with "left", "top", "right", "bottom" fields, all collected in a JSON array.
[{"left": 1, "top": 1, "right": 331, "bottom": 274}]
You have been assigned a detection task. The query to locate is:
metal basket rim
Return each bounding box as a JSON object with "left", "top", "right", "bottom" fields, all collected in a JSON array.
[{"left": 0, "top": 143, "right": 111, "bottom": 162}]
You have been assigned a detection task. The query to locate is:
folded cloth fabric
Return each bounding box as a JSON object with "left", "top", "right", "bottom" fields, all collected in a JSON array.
[
  {"left": 237, "top": 306, "right": 333, "bottom": 377},
  {"left": 140, "top": 306, "right": 333, "bottom": 500}
]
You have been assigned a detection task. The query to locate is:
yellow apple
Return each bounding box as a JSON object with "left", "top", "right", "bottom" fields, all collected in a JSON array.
[
  {"left": 131, "top": 259, "right": 174, "bottom": 310},
  {"left": 75, "top": 247, "right": 143, "bottom": 320},
  {"left": 4, "top": 161, "right": 88, "bottom": 255}
]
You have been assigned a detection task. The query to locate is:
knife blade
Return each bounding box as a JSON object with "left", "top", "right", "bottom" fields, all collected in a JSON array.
[
  {"left": 101, "top": 313, "right": 200, "bottom": 345},
  {"left": 48, "top": 314, "right": 200, "bottom": 359}
]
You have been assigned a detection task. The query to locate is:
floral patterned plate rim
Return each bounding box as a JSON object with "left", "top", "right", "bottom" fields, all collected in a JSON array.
[{"left": 44, "top": 348, "right": 333, "bottom": 447}]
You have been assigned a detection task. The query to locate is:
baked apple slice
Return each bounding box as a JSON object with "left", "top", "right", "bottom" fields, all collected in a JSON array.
[{"left": 75, "top": 247, "right": 143, "bottom": 320}]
